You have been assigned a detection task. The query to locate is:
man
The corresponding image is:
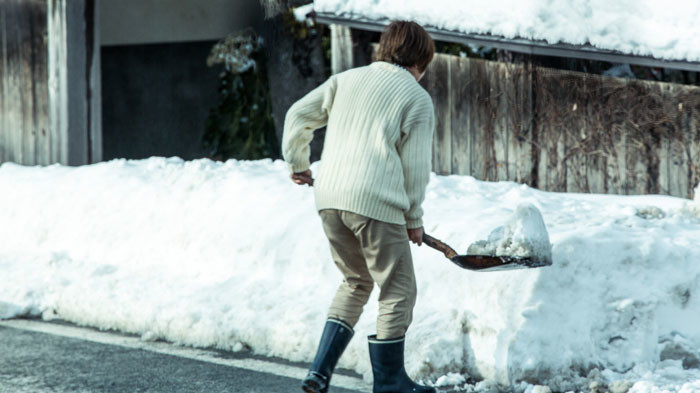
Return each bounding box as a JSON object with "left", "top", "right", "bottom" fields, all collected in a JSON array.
[{"left": 282, "top": 20, "right": 436, "bottom": 393}]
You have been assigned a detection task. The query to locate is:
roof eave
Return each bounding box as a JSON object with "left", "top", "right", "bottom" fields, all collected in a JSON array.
[{"left": 314, "top": 12, "right": 700, "bottom": 73}]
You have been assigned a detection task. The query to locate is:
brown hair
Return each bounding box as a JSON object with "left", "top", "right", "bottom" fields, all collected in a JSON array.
[{"left": 376, "top": 21, "right": 435, "bottom": 73}]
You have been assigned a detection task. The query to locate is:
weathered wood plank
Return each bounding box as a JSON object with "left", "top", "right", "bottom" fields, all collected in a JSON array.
[
  {"left": 47, "top": 0, "right": 101, "bottom": 165},
  {"left": 21, "top": 2, "right": 40, "bottom": 164},
  {"left": 690, "top": 109, "right": 700, "bottom": 198},
  {"left": 330, "top": 24, "right": 353, "bottom": 75},
  {"left": 21, "top": 2, "right": 34, "bottom": 165},
  {"left": 5, "top": 0, "right": 23, "bottom": 163},
  {"left": 469, "top": 59, "right": 485, "bottom": 180},
  {"left": 505, "top": 61, "right": 533, "bottom": 185},
  {"left": 555, "top": 88, "right": 568, "bottom": 192},
  {"left": 492, "top": 61, "right": 509, "bottom": 181},
  {"left": 535, "top": 67, "right": 568, "bottom": 192},
  {"left": 584, "top": 76, "right": 606, "bottom": 194},
  {"left": 605, "top": 83, "right": 627, "bottom": 195},
  {"left": 564, "top": 73, "right": 586, "bottom": 193},
  {"left": 472, "top": 58, "right": 496, "bottom": 181},
  {"left": 418, "top": 58, "right": 435, "bottom": 171},
  {"left": 0, "top": 5, "right": 8, "bottom": 163},
  {"left": 626, "top": 80, "right": 656, "bottom": 195},
  {"left": 0, "top": 0, "right": 49, "bottom": 165},
  {"left": 536, "top": 68, "right": 552, "bottom": 190},
  {"left": 450, "top": 55, "right": 471, "bottom": 175},
  {"left": 662, "top": 83, "right": 680, "bottom": 196},
  {"left": 430, "top": 54, "right": 451, "bottom": 175},
  {"left": 684, "top": 90, "right": 700, "bottom": 198},
  {"left": 36, "top": 1, "right": 51, "bottom": 166}
]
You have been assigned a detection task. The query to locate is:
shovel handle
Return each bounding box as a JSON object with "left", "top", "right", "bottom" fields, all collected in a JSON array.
[{"left": 422, "top": 233, "right": 458, "bottom": 260}]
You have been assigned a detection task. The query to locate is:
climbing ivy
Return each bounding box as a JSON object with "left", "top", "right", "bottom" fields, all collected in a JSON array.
[{"left": 203, "top": 30, "right": 279, "bottom": 160}]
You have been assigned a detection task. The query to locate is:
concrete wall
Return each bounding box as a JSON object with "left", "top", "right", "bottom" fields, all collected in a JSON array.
[
  {"left": 100, "top": 0, "right": 263, "bottom": 46},
  {"left": 100, "top": 41, "right": 221, "bottom": 161}
]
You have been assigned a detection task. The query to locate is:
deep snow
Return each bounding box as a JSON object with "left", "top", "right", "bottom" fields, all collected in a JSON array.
[
  {"left": 466, "top": 203, "right": 552, "bottom": 264},
  {"left": 313, "top": 0, "right": 700, "bottom": 63},
  {"left": 1, "top": 157, "right": 700, "bottom": 392}
]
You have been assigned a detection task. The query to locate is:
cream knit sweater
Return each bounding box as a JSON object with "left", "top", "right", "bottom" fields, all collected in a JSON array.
[{"left": 282, "top": 61, "right": 435, "bottom": 228}]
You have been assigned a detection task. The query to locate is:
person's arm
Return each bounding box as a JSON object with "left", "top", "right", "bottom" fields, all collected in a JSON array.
[
  {"left": 398, "top": 95, "right": 435, "bottom": 239},
  {"left": 282, "top": 76, "right": 338, "bottom": 176}
]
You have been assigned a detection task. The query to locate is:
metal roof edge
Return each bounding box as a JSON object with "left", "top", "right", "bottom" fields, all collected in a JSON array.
[{"left": 314, "top": 12, "right": 700, "bottom": 73}]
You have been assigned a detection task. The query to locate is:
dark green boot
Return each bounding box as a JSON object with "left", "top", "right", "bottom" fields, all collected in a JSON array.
[
  {"left": 368, "top": 335, "right": 436, "bottom": 393},
  {"left": 301, "top": 319, "right": 354, "bottom": 393}
]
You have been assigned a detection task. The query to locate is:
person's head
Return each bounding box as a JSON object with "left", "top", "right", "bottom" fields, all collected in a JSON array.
[{"left": 376, "top": 21, "right": 435, "bottom": 75}]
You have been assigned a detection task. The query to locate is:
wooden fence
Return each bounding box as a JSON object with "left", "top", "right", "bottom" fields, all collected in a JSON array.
[
  {"left": 420, "top": 53, "right": 700, "bottom": 198},
  {"left": 0, "top": 0, "right": 50, "bottom": 165},
  {"left": 0, "top": 0, "right": 101, "bottom": 166}
]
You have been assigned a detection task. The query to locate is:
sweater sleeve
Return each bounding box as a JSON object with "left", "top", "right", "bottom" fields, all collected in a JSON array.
[
  {"left": 282, "top": 76, "right": 338, "bottom": 173},
  {"left": 398, "top": 95, "right": 435, "bottom": 229}
]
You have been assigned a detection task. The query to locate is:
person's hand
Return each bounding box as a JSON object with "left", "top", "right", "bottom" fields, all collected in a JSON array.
[
  {"left": 291, "top": 170, "right": 314, "bottom": 186},
  {"left": 407, "top": 226, "right": 424, "bottom": 246}
]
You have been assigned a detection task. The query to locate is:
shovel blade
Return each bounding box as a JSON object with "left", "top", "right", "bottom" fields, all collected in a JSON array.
[{"left": 450, "top": 255, "right": 551, "bottom": 271}]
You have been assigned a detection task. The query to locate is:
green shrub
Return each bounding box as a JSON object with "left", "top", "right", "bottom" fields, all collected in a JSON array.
[{"left": 203, "top": 30, "right": 279, "bottom": 160}]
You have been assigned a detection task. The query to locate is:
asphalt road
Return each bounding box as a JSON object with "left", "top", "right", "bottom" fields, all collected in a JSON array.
[{"left": 0, "top": 319, "right": 366, "bottom": 393}]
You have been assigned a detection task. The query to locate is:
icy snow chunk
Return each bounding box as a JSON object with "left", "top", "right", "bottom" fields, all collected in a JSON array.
[
  {"left": 434, "top": 372, "right": 466, "bottom": 387},
  {"left": 608, "top": 380, "right": 634, "bottom": 393},
  {"left": 525, "top": 386, "right": 552, "bottom": 393},
  {"left": 467, "top": 203, "right": 552, "bottom": 263},
  {"left": 659, "top": 334, "right": 700, "bottom": 370},
  {"left": 593, "top": 300, "right": 658, "bottom": 373},
  {"left": 678, "top": 183, "right": 700, "bottom": 219},
  {"left": 635, "top": 206, "right": 665, "bottom": 220},
  {"left": 141, "top": 331, "right": 158, "bottom": 342}
]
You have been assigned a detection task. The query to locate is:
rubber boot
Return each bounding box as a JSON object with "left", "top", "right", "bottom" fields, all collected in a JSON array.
[
  {"left": 301, "top": 319, "right": 354, "bottom": 393},
  {"left": 368, "top": 335, "right": 436, "bottom": 393}
]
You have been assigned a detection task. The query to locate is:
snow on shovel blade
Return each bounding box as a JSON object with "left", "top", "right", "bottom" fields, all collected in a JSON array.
[
  {"left": 423, "top": 234, "right": 552, "bottom": 272},
  {"left": 450, "top": 255, "right": 550, "bottom": 271}
]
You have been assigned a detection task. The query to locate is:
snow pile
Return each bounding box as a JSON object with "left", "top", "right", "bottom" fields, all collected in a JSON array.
[
  {"left": 2, "top": 158, "right": 700, "bottom": 392},
  {"left": 466, "top": 203, "right": 552, "bottom": 264},
  {"left": 434, "top": 372, "right": 466, "bottom": 387},
  {"left": 294, "top": 3, "right": 315, "bottom": 23},
  {"left": 678, "top": 183, "right": 700, "bottom": 220},
  {"left": 314, "top": 0, "right": 700, "bottom": 62}
]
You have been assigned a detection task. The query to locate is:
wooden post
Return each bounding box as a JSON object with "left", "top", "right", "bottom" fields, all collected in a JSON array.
[
  {"left": 330, "top": 24, "right": 375, "bottom": 75},
  {"left": 47, "top": 0, "right": 101, "bottom": 165},
  {"left": 1, "top": 0, "right": 50, "bottom": 165},
  {"left": 330, "top": 24, "right": 353, "bottom": 75}
]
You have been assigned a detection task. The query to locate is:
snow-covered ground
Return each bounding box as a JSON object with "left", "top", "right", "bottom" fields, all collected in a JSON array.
[
  {"left": 2, "top": 157, "right": 700, "bottom": 393},
  {"left": 313, "top": 0, "right": 700, "bottom": 63}
]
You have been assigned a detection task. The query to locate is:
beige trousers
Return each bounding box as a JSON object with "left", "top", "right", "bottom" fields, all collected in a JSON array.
[{"left": 319, "top": 209, "right": 417, "bottom": 340}]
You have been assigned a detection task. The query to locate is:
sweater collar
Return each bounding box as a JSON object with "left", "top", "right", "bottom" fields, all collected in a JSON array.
[{"left": 371, "top": 61, "right": 415, "bottom": 80}]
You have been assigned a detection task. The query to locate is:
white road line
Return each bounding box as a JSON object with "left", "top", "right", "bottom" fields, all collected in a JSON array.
[{"left": 0, "top": 319, "right": 370, "bottom": 392}]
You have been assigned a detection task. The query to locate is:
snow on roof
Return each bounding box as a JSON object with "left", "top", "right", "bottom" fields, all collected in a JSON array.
[{"left": 314, "top": 0, "right": 700, "bottom": 63}]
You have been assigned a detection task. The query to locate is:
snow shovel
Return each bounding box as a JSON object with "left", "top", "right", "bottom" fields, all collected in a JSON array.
[
  {"left": 422, "top": 233, "right": 551, "bottom": 272},
  {"left": 292, "top": 173, "right": 549, "bottom": 271}
]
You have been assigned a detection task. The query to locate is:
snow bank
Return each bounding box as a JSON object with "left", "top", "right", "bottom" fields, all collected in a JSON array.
[
  {"left": 466, "top": 203, "right": 552, "bottom": 263},
  {"left": 2, "top": 158, "right": 700, "bottom": 392},
  {"left": 314, "top": 0, "right": 700, "bottom": 62}
]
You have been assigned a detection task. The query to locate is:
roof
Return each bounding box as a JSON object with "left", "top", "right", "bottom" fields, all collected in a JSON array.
[{"left": 313, "top": 1, "right": 700, "bottom": 72}]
